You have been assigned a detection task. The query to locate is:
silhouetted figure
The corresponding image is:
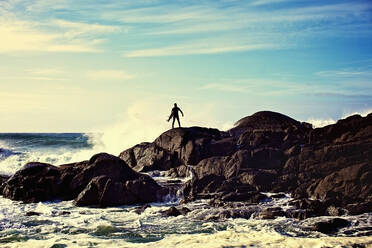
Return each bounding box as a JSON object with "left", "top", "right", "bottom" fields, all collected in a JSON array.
[{"left": 167, "top": 103, "right": 184, "bottom": 128}]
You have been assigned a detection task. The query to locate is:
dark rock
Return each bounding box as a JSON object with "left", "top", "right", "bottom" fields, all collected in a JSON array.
[
  {"left": 67, "top": 153, "right": 139, "bottom": 199},
  {"left": 258, "top": 207, "right": 286, "bottom": 219},
  {"left": 307, "top": 163, "right": 371, "bottom": 202},
  {"left": 74, "top": 174, "right": 162, "bottom": 207},
  {"left": 270, "top": 193, "right": 286, "bottom": 199},
  {"left": 0, "top": 175, "right": 10, "bottom": 194},
  {"left": 161, "top": 206, "right": 190, "bottom": 217},
  {"left": 2, "top": 153, "right": 164, "bottom": 207},
  {"left": 26, "top": 211, "right": 41, "bottom": 216},
  {"left": 221, "top": 191, "right": 266, "bottom": 203},
  {"left": 230, "top": 111, "right": 303, "bottom": 135},
  {"left": 345, "top": 201, "right": 372, "bottom": 215},
  {"left": 119, "top": 142, "right": 178, "bottom": 172},
  {"left": 2, "top": 162, "right": 62, "bottom": 203},
  {"left": 311, "top": 218, "right": 350, "bottom": 234},
  {"left": 133, "top": 204, "right": 151, "bottom": 214},
  {"left": 58, "top": 211, "right": 71, "bottom": 216}
]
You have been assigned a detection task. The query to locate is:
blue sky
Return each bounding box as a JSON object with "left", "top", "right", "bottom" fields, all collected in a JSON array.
[{"left": 1, "top": 0, "right": 372, "bottom": 132}]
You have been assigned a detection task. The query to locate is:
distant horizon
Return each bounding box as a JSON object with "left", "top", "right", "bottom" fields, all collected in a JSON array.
[
  {"left": 0, "top": 108, "right": 371, "bottom": 133},
  {"left": 1, "top": 0, "right": 371, "bottom": 133}
]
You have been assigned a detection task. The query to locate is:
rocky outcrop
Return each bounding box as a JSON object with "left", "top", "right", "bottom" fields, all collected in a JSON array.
[
  {"left": 2, "top": 153, "right": 164, "bottom": 206},
  {"left": 119, "top": 127, "right": 233, "bottom": 172},
  {"left": 118, "top": 111, "right": 372, "bottom": 215}
]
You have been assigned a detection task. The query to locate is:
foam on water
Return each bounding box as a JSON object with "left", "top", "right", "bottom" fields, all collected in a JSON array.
[{"left": 0, "top": 196, "right": 371, "bottom": 248}]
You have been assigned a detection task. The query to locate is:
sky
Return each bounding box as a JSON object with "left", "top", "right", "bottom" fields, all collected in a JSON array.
[{"left": 1, "top": 0, "right": 372, "bottom": 133}]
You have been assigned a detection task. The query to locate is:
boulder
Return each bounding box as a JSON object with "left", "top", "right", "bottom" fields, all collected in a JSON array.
[
  {"left": 311, "top": 218, "right": 350, "bottom": 234},
  {"left": 2, "top": 162, "right": 62, "bottom": 203},
  {"left": 161, "top": 206, "right": 190, "bottom": 217},
  {"left": 257, "top": 207, "right": 286, "bottom": 219},
  {"left": 2, "top": 153, "right": 164, "bottom": 207}
]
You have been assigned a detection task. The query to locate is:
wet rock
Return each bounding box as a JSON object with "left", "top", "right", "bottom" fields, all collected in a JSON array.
[
  {"left": 3, "top": 153, "right": 164, "bottom": 207},
  {"left": 57, "top": 211, "right": 71, "bottom": 216},
  {"left": 257, "top": 207, "right": 285, "bottom": 219},
  {"left": 133, "top": 204, "right": 151, "bottom": 215},
  {"left": 26, "top": 211, "right": 41, "bottom": 216},
  {"left": 161, "top": 206, "right": 190, "bottom": 217},
  {"left": 345, "top": 201, "right": 372, "bottom": 215},
  {"left": 220, "top": 191, "right": 266, "bottom": 203},
  {"left": 75, "top": 174, "right": 162, "bottom": 207},
  {"left": 119, "top": 143, "right": 178, "bottom": 172},
  {"left": 2, "top": 162, "right": 62, "bottom": 203},
  {"left": 0, "top": 175, "right": 10, "bottom": 194},
  {"left": 307, "top": 163, "right": 372, "bottom": 202},
  {"left": 311, "top": 218, "right": 350, "bottom": 234},
  {"left": 270, "top": 193, "right": 286, "bottom": 199}
]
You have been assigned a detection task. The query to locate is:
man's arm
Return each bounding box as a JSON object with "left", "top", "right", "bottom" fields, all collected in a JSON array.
[{"left": 179, "top": 108, "right": 184, "bottom": 116}]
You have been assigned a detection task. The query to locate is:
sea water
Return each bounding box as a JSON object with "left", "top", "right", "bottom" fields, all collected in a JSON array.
[{"left": 0, "top": 133, "right": 371, "bottom": 248}]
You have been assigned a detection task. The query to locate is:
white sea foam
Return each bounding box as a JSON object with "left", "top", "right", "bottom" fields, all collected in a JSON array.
[{"left": 0, "top": 195, "right": 371, "bottom": 248}]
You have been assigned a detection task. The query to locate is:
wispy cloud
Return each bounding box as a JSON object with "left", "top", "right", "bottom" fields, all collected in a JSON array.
[
  {"left": 86, "top": 70, "right": 135, "bottom": 80},
  {"left": 250, "top": 0, "right": 291, "bottom": 6},
  {"left": 316, "top": 69, "right": 372, "bottom": 77},
  {"left": 124, "top": 43, "right": 277, "bottom": 57},
  {"left": 0, "top": 11, "right": 120, "bottom": 53}
]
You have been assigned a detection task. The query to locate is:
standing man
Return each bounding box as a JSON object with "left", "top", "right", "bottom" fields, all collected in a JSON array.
[{"left": 167, "top": 103, "right": 184, "bottom": 128}]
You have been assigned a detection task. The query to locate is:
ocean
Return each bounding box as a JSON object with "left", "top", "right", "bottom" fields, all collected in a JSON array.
[{"left": 0, "top": 133, "right": 371, "bottom": 248}]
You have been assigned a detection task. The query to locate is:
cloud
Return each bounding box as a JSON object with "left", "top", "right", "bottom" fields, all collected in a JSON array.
[
  {"left": 315, "top": 69, "right": 372, "bottom": 78},
  {"left": 124, "top": 43, "right": 277, "bottom": 57},
  {"left": 0, "top": 14, "right": 120, "bottom": 53},
  {"left": 86, "top": 70, "right": 135, "bottom": 80},
  {"left": 250, "top": 0, "right": 291, "bottom": 6}
]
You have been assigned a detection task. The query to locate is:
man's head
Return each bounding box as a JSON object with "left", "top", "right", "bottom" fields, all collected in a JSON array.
[{"left": 174, "top": 103, "right": 177, "bottom": 107}]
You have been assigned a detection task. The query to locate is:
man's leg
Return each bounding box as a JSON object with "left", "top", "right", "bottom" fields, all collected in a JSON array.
[
  {"left": 177, "top": 116, "right": 181, "bottom": 127},
  {"left": 172, "top": 118, "right": 175, "bottom": 128}
]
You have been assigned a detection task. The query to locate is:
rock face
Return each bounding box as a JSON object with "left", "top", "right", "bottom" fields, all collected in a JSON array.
[
  {"left": 2, "top": 110, "right": 371, "bottom": 215},
  {"left": 119, "top": 127, "right": 233, "bottom": 172},
  {"left": 2, "top": 153, "right": 164, "bottom": 207},
  {"left": 118, "top": 111, "right": 372, "bottom": 214}
]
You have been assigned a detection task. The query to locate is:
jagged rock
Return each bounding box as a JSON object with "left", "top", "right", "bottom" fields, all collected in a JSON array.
[
  {"left": 0, "top": 175, "right": 10, "bottom": 194},
  {"left": 311, "top": 218, "right": 350, "bottom": 234},
  {"left": 119, "top": 142, "right": 178, "bottom": 172},
  {"left": 307, "top": 163, "right": 371, "bottom": 202}
]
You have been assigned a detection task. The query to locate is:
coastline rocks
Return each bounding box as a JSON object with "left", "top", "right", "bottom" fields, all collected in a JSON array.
[
  {"left": 2, "top": 153, "right": 164, "bottom": 207},
  {"left": 116, "top": 110, "right": 371, "bottom": 216},
  {"left": 2, "top": 162, "right": 62, "bottom": 203},
  {"left": 311, "top": 218, "right": 350, "bottom": 234},
  {"left": 119, "top": 127, "right": 233, "bottom": 172},
  {"left": 161, "top": 206, "right": 190, "bottom": 217}
]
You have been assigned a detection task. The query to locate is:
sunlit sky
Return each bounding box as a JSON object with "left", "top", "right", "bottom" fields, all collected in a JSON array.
[{"left": 1, "top": 0, "right": 372, "bottom": 132}]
